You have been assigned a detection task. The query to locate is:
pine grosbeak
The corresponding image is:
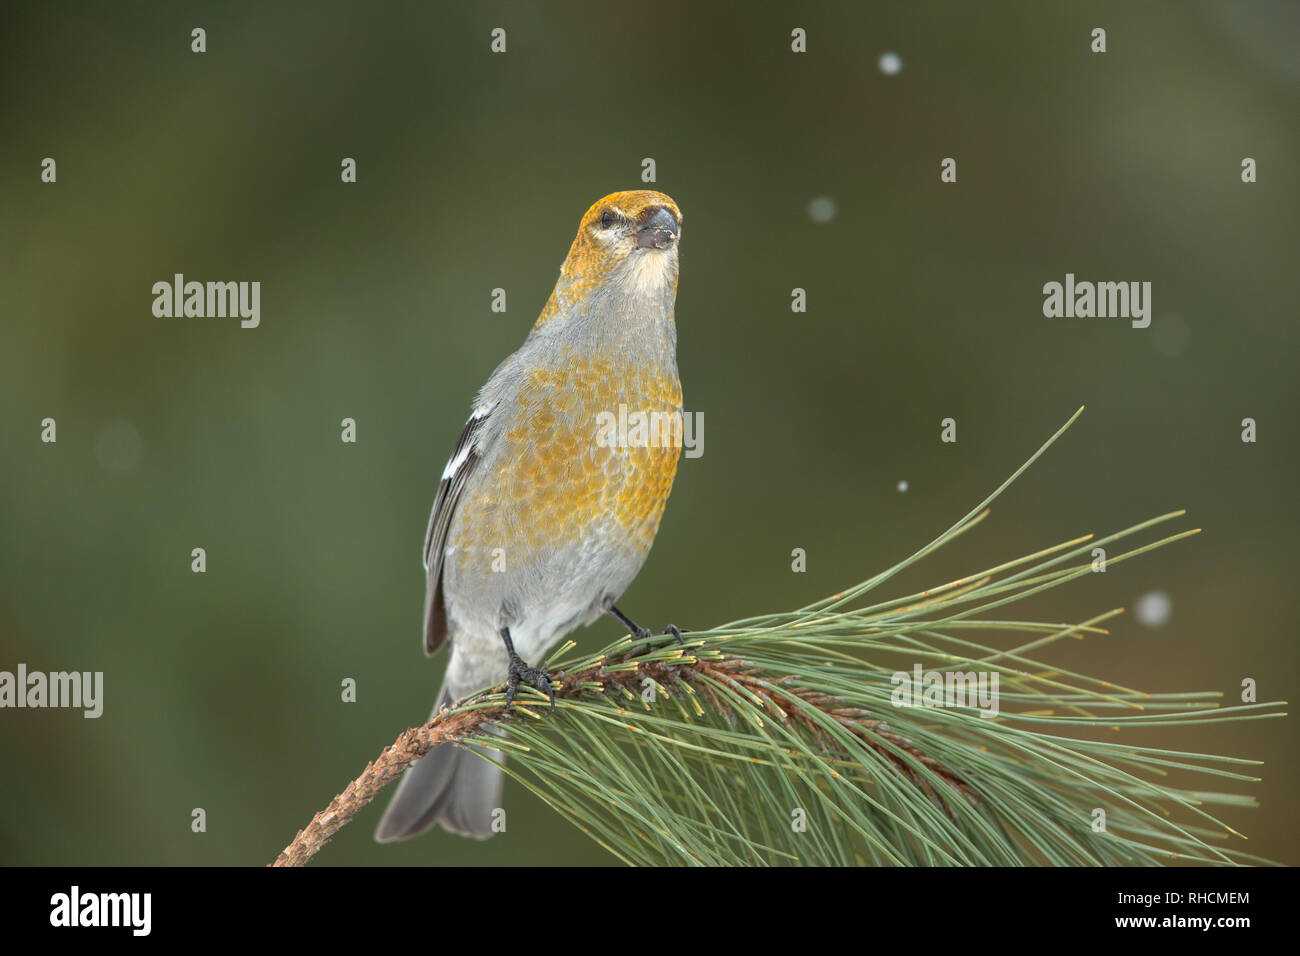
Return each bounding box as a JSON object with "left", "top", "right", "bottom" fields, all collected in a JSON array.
[{"left": 376, "top": 190, "right": 685, "bottom": 841}]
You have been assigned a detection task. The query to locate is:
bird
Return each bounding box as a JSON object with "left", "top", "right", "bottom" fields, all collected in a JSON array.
[{"left": 375, "top": 189, "right": 686, "bottom": 841}]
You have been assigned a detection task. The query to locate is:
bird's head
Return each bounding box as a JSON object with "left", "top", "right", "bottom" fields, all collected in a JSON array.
[{"left": 557, "top": 190, "right": 682, "bottom": 301}]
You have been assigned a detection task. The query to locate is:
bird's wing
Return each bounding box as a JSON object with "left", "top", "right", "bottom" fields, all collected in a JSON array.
[{"left": 422, "top": 404, "right": 493, "bottom": 655}]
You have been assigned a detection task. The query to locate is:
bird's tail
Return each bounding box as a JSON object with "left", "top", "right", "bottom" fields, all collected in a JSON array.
[{"left": 374, "top": 683, "right": 505, "bottom": 842}]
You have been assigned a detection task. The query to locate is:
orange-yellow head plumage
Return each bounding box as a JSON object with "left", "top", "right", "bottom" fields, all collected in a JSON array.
[{"left": 535, "top": 190, "right": 682, "bottom": 329}]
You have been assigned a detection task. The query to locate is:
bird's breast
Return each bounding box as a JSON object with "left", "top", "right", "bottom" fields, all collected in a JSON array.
[{"left": 450, "top": 353, "right": 682, "bottom": 566}]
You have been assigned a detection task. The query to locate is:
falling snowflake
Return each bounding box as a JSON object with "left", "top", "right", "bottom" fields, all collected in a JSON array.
[
  {"left": 807, "top": 196, "right": 838, "bottom": 224},
  {"left": 1134, "top": 590, "right": 1173, "bottom": 628}
]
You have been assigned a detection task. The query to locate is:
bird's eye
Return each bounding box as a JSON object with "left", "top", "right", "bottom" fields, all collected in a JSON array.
[{"left": 600, "top": 210, "right": 616, "bottom": 229}]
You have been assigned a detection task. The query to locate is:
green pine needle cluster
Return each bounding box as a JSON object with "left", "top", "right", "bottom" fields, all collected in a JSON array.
[{"left": 459, "top": 409, "right": 1285, "bottom": 866}]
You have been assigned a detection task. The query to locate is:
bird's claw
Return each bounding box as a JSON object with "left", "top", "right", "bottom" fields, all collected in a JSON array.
[
  {"left": 632, "top": 624, "right": 688, "bottom": 644},
  {"left": 632, "top": 624, "right": 688, "bottom": 650},
  {"left": 505, "top": 654, "right": 554, "bottom": 712}
]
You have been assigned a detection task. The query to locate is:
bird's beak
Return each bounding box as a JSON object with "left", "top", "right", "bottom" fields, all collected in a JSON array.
[{"left": 637, "top": 208, "right": 680, "bottom": 250}]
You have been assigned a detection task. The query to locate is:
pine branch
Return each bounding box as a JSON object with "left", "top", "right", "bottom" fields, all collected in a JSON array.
[
  {"left": 270, "top": 409, "right": 1287, "bottom": 867},
  {"left": 271, "top": 646, "right": 975, "bottom": 866}
]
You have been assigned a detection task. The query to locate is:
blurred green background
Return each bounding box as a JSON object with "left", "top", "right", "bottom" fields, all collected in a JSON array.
[{"left": 2, "top": 1, "right": 1296, "bottom": 866}]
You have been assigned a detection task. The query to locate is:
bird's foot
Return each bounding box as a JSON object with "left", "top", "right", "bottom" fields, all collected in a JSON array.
[
  {"left": 622, "top": 625, "right": 689, "bottom": 662},
  {"left": 505, "top": 654, "right": 554, "bottom": 712},
  {"left": 628, "top": 623, "right": 688, "bottom": 649},
  {"left": 608, "top": 605, "right": 688, "bottom": 647}
]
